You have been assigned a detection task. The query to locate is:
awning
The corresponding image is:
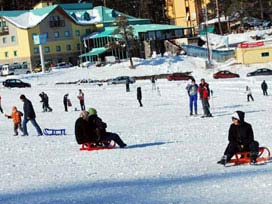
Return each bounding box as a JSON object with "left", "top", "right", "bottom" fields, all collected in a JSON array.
[
  {"left": 79, "top": 47, "right": 108, "bottom": 58},
  {"left": 83, "top": 27, "right": 122, "bottom": 40}
]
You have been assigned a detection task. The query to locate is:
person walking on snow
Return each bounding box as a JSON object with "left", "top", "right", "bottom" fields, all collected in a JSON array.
[
  {"left": 39, "top": 92, "right": 52, "bottom": 112},
  {"left": 198, "top": 78, "right": 212, "bottom": 117},
  {"left": 63, "top": 93, "right": 69, "bottom": 112},
  {"left": 217, "top": 111, "right": 259, "bottom": 165},
  {"left": 77, "top": 89, "right": 85, "bottom": 111},
  {"left": 137, "top": 87, "right": 143, "bottom": 107},
  {"left": 261, "top": 80, "right": 268, "bottom": 96},
  {"left": 4, "top": 106, "right": 23, "bottom": 136},
  {"left": 0, "top": 95, "right": 3, "bottom": 113},
  {"left": 151, "top": 75, "right": 156, "bottom": 90},
  {"left": 246, "top": 86, "right": 254, "bottom": 102},
  {"left": 20, "top": 94, "right": 43, "bottom": 136},
  {"left": 186, "top": 78, "right": 198, "bottom": 115}
]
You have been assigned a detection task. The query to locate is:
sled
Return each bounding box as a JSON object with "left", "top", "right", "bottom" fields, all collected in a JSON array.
[
  {"left": 43, "top": 128, "right": 66, "bottom": 136},
  {"left": 80, "top": 141, "right": 116, "bottom": 151},
  {"left": 228, "top": 147, "right": 270, "bottom": 165}
]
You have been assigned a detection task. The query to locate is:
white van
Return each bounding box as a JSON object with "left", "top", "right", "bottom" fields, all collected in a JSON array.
[{"left": 1, "top": 64, "right": 31, "bottom": 76}]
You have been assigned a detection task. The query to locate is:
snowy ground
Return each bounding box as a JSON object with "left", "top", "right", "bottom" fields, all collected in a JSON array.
[{"left": 0, "top": 56, "right": 272, "bottom": 204}]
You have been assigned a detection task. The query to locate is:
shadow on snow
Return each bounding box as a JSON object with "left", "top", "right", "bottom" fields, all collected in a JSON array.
[{"left": 1, "top": 167, "right": 271, "bottom": 204}]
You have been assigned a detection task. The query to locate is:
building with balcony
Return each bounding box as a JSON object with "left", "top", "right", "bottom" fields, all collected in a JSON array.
[
  {"left": 166, "top": 0, "right": 209, "bottom": 29},
  {"left": 0, "top": 2, "right": 194, "bottom": 69}
]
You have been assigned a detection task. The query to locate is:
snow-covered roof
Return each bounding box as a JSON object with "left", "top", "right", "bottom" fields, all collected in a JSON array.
[
  {"left": 0, "top": 4, "right": 150, "bottom": 29},
  {"left": 1, "top": 6, "right": 58, "bottom": 29}
]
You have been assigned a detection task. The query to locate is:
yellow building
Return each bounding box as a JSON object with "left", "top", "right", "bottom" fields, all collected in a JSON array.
[
  {"left": 166, "top": 0, "right": 209, "bottom": 28},
  {"left": 0, "top": 3, "right": 100, "bottom": 69},
  {"left": 236, "top": 43, "right": 272, "bottom": 64}
]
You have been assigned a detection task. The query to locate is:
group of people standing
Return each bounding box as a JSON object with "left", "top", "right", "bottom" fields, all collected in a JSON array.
[
  {"left": 63, "top": 89, "right": 85, "bottom": 112},
  {"left": 186, "top": 78, "right": 212, "bottom": 117}
]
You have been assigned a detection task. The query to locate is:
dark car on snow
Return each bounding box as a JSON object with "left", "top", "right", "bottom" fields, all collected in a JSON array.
[
  {"left": 213, "top": 70, "right": 240, "bottom": 79},
  {"left": 2, "top": 79, "right": 31, "bottom": 88},
  {"left": 247, "top": 68, "right": 272, "bottom": 77},
  {"left": 166, "top": 72, "right": 194, "bottom": 81}
]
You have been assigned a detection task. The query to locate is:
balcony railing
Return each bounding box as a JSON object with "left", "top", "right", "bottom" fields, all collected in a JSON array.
[
  {"left": 49, "top": 20, "right": 65, "bottom": 28},
  {"left": 0, "top": 26, "right": 9, "bottom": 36}
]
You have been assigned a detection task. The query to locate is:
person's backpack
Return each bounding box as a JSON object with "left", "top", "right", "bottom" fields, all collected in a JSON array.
[{"left": 67, "top": 99, "right": 72, "bottom": 107}]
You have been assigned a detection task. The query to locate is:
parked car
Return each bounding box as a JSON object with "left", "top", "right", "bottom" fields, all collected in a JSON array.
[
  {"left": 166, "top": 72, "right": 193, "bottom": 81},
  {"left": 1, "top": 64, "right": 31, "bottom": 76},
  {"left": 247, "top": 68, "right": 272, "bottom": 77},
  {"left": 53, "top": 62, "right": 73, "bottom": 69},
  {"left": 213, "top": 70, "right": 240, "bottom": 79},
  {"left": 77, "top": 79, "right": 103, "bottom": 86},
  {"left": 2, "top": 79, "right": 31, "bottom": 88},
  {"left": 107, "top": 76, "right": 136, "bottom": 85}
]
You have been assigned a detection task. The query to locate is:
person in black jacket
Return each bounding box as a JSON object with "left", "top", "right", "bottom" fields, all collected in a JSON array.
[
  {"left": 75, "top": 111, "right": 99, "bottom": 144},
  {"left": 87, "top": 108, "right": 127, "bottom": 148},
  {"left": 63, "top": 93, "right": 69, "bottom": 112},
  {"left": 137, "top": 87, "right": 143, "bottom": 107},
  {"left": 39, "top": 92, "right": 52, "bottom": 112},
  {"left": 20, "top": 94, "right": 43, "bottom": 136},
  {"left": 261, "top": 80, "right": 268, "bottom": 96},
  {"left": 217, "top": 111, "right": 259, "bottom": 165}
]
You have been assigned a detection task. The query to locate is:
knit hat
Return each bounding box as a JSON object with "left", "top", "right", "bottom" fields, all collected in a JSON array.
[
  {"left": 231, "top": 111, "right": 245, "bottom": 122},
  {"left": 88, "top": 107, "right": 97, "bottom": 116},
  {"left": 20, "top": 94, "right": 26, "bottom": 100}
]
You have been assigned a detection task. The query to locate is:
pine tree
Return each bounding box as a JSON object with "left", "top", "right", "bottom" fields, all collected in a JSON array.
[{"left": 110, "top": 15, "right": 136, "bottom": 68}]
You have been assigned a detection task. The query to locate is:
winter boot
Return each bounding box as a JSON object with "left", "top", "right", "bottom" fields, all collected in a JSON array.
[
  {"left": 217, "top": 155, "right": 227, "bottom": 165},
  {"left": 250, "top": 151, "right": 258, "bottom": 164}
]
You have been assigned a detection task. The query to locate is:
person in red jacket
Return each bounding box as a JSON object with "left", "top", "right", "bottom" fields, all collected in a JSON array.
[
  {"left": 4, "top": 106, "right": 23, "bottom": 136},
  {"left": 198, "top": 78, "right": 212, "bottom": 117}
]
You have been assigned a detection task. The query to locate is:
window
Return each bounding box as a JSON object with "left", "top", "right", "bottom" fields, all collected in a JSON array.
[
  {"left": 45, "top": 46, "right": 50, "bottom": 53},
  {"left": 65, "top": 31, "right": 70, "bottom": 37},
  {"left": 4, "top": 51, "right": 8, "bottom": 58},
  {"left": 32, "top": 33, "right": 37, "bottom": 39},
  {"left": 2, "top": 37, "right": 7, "bottom": 44},
  {"left": 262, "top": 52, "right": 269, "bottom": 57},
  {"left": 34, "top": 48, "right": 39, "bottom": 54},
  {"left": 77, "top": 43, "right": 80, "bottom": 51},
  {"left": 75, "top": 30, "right": 80, "bottom": 36},
  {"left": 0, "top": 21, "right": 6, "bottom": 27},
  {"left": 11, "top": 36, "right": 16, "bottom": 42},
  {"left": 13, "top": 51, "right": 17, "bottom": 57},
  {"left": 66, "top": 44, "right": 71, "bottom": 51},
  {"left": 54, "top": 32, "right": 60, "bottom": 38},
  {"left": 85, "top": 28, "right": 91, "bottom": 35},
  {"left": 56, "top": 45, "right": 61, "bottom": 52}
]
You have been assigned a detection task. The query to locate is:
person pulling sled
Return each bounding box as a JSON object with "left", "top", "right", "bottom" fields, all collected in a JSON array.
[{"left": 217, "top": 111, "right": 259, "bottom": 165}]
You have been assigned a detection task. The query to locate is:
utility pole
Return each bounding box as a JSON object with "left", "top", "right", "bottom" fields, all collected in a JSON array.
[
  {"left": 103, "top": 0, "right": 106, "bottom": 7},
  {"left": 215, "top": 0, "right": 223, "bottom": 34},
  {"left": 259, "top": 0, "right": 264, "bottom": 20},
  {"left": 204, "top": 6, "right": 212, "bottom": 68}
]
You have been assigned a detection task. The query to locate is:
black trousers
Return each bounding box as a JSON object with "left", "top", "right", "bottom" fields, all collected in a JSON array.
[{"left": 224, "top": 141, "right": 259, "bottom": 161}]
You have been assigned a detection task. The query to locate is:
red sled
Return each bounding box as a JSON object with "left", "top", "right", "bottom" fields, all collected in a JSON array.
[
  {"left": 228, "top": 147, "right": 271, "bottom": 165},
  {"left": 80, "top": 141, "right": 116, "bottom": 151}
]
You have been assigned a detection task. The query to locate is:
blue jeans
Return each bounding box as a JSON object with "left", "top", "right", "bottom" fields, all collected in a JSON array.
[
  {"left": 23, "top": 118, "right": 43, "bottom": 136},
  {"left": 189, "top": 95, "right": 197, "bottom": 114}
]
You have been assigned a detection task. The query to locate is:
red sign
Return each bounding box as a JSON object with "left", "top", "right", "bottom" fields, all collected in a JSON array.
[{"left": 238, "top": 41, "right": 264, "bottom": 48}]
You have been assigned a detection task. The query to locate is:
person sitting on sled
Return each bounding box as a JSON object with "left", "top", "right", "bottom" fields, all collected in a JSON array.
[
  {"left": 217, "top": 111, "right": 259, "bottom": 165},
  {"left": 87, "top": 108, "right": 127, "bottom": 148},
  {"left": 75, "top": 111, "right": 99, "bottom": 144}
]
